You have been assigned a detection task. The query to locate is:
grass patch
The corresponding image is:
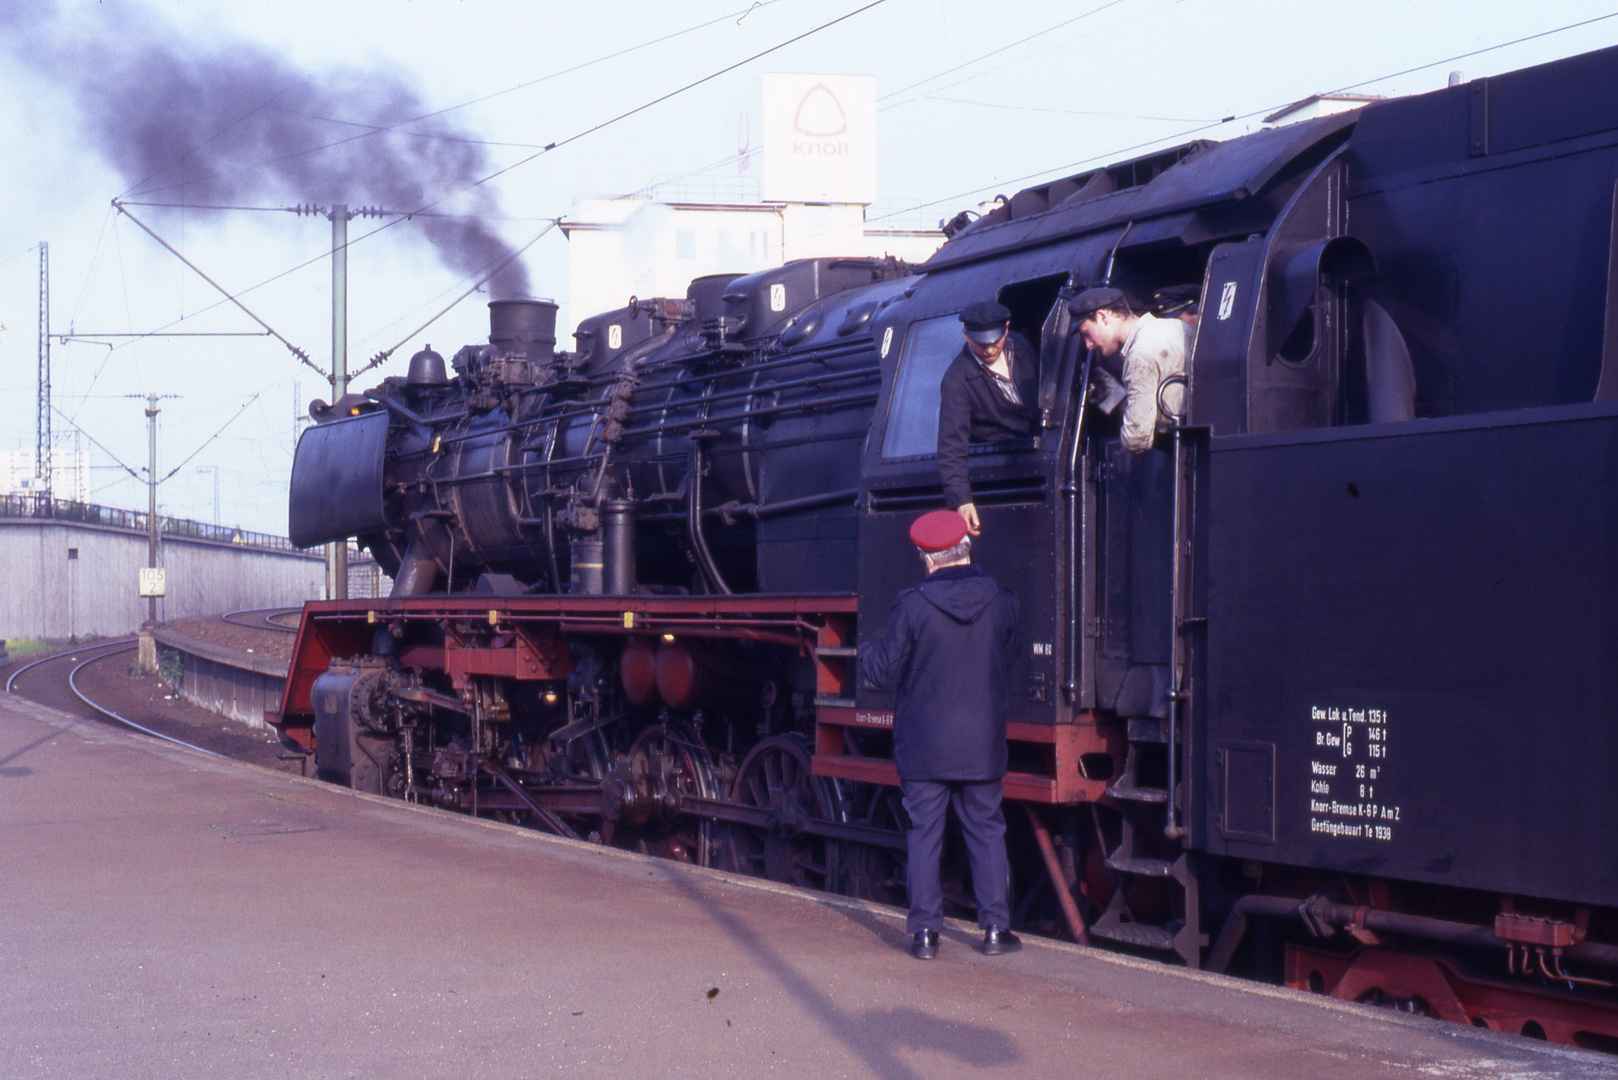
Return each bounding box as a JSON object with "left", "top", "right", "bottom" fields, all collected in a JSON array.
[
  {"left": 3, "top": 638, "right": 94, "bottom": 664},
  {"left": 4, "top": 639, "right": 53, "bottom": 664}
]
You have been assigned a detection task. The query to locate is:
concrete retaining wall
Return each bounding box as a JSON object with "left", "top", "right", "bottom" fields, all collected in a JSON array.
[
  {"left": 0, "top": 521, "right": 324, "bottom": 639},
  {"left": 153, "top": 627, "right": 289, "bottom": 730}
]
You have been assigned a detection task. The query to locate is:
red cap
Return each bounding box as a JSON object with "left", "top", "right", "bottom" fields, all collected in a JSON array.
[{"left": 909, "top": 509, "right": 969, "bottom": 553}]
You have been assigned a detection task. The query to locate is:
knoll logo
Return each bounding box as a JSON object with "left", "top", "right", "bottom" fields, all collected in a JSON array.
[
  {"left": 762, "top": 72, "right": 875, "bottom": 203},
  {"left": 793, "top": 82, "right": 849, "bottom": 156}
]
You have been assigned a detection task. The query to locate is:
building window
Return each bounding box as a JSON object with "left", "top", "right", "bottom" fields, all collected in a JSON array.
[{"left": 676, "top": 231, "right": 696, "bottom": 259}]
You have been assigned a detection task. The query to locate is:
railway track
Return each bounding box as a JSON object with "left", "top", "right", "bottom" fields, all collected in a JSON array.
[
  {"left": 7, "top": 640, "right": 225, "bottom": 758},
  {"left": 220, "top": 607, "right": 300, "bottom": 633}
]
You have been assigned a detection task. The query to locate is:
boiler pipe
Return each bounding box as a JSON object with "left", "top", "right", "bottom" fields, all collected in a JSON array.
[
  {"left": 602, "top": 499, "right": 638, "bottom": 595},
  {"left": 1207, "top": 894, "right": 1618, "bottom": 975},
  {"left": 389, "top": 538, "right": 440, "bottom": 598}
]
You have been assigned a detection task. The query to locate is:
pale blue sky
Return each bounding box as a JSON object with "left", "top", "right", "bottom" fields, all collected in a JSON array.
[{"left": 0, "top": 0, "right": 1613, "bottom": 533}]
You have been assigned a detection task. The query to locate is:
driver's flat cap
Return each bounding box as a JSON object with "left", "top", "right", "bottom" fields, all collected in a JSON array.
[{"left": 959, "top": 301, "right": 1011, "bottom": 344}]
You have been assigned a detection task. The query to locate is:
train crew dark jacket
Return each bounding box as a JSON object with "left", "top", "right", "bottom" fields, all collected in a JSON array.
[
  {"left": 936, "top": 332, "right": 1039, "bottom": 512},
  {"left": 857, "top": 564, "right": 1021, "bottom": 780}
]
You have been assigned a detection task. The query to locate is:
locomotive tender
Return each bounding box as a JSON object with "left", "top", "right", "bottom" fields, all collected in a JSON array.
[{"left": 278, "top": 46, "right": 1618, "bottom": 1047}]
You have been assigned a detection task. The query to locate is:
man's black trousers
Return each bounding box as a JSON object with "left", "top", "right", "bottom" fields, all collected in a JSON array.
[{"left": 900, "top": 778, "right": 1012, "bottom": 934}]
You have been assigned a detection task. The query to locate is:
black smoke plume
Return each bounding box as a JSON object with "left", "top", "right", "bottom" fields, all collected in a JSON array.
[{"left": 2, "top": 0, "right": 531, "bottom": 298}]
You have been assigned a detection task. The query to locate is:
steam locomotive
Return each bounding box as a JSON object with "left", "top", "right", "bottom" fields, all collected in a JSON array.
[{"left": 277, "top": 45, "right": 1618, "bottom": 1047}]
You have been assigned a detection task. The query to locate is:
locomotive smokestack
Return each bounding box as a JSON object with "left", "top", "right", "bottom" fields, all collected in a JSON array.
[
  {"left": 0, "top": 0, "right": 531, "bottom": 297},
  {"left": 488, "top": 299, "right": 558, "bottom": 360}
]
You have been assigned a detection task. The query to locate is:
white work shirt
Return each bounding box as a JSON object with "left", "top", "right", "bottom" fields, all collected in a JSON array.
[{"left": 1119, "top": 313, "right": 1190, "bottom": 453}]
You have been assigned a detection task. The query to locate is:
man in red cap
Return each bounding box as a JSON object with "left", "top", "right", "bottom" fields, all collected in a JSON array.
[{"left": 858, "top": 508, "right": 1022, "bottom": 959}]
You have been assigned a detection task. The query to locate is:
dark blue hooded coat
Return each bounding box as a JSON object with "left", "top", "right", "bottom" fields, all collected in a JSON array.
[{"left": 857, "top": 564, "right": 1021, "bottom": 781}]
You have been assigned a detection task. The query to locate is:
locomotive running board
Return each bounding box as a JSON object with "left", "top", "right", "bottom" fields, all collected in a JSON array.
[{"left": 810, "top": 709, "right": 1124, "bottom": 805}]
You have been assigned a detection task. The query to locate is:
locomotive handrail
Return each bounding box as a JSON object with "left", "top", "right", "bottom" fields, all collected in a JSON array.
[
  {"left": 1063, "top": 344, "right": 1097, "bottom": 703},
  {"left": 398, "top": 366, "right": 879, "bottom": 464},
  {"left": 615, "top": 363, "right": 878, "bottom": 420},
  {"left": 1163, "top": 372, "right": 1193, "bottom": 843},
  {"left": 1156, "top": 373, "right": 1189, "bottom": 424},
  {"left": 460, "top": 389, "right": 882, "bottom": 480},
  {"left": 533, "top": 345, "right": 877, "bottom": 428},
  {"left": 610, "top": 389, "right": 881, "bottom": 442},
  {"left": 363, "top": 389, "right": 427, "bottom": 427},
  {"left": 405, "top": 338, "right": 882, "bottom": 452},
  {"left": 638, "top": 487, "right": 861, "bottom": 525}
]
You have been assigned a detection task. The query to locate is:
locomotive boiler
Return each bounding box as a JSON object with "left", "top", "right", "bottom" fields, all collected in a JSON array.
[{"left": 276, "top": 44, "right": 1618, "bottom": 1049}]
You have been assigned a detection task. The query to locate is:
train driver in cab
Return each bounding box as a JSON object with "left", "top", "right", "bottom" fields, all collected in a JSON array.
[
  {"left": 936, "top": 300, "right": 1038, "bottom": 536},
  {"left": 1069, "top": 286, "right": 1189, "bottom": 454}
]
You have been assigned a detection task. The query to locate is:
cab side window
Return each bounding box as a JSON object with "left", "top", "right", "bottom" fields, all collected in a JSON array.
[{"left": 880, "top": 315, "right": 967, "bottom": 459}]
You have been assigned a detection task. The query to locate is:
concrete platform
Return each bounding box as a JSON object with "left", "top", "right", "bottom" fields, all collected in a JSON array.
[{"left": 0, "top": 692, "right": 1607, "bottom": 1080}]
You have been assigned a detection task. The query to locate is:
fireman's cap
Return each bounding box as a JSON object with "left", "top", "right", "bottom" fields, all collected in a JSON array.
[{"left": 1068, "top": 286, "right": 1129, "bottom": 322}]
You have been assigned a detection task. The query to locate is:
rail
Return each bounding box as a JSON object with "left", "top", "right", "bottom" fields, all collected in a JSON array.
[{"left": 6, "top": 638, "right": 221, "bottom": 757}]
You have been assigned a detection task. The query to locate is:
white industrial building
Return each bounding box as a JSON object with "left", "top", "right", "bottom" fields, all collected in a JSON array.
[{"left": 559, "top": 74, "right": 943, "bottom": 340}]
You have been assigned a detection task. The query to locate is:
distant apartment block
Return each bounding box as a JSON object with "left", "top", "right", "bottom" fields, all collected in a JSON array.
[{"left": 0, "top": 449, "right": 91, "bottom": 503}]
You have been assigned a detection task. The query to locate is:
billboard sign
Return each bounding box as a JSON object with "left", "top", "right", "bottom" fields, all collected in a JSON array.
[{"left": 763, "top": 73, "right": 877, "bottom": 204}]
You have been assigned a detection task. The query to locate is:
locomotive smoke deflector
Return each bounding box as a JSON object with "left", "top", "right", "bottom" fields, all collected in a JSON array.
[{"left": 288, "top": 410, "right": 389, "bottom": 549}]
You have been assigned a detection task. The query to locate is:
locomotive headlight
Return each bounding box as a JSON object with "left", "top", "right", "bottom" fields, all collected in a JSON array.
[
  {"left": 662, "top": 633, "right": 676, "bottom": 643},
  {"left": 543, "top": 690, "right": 559, "bottom": 705}
]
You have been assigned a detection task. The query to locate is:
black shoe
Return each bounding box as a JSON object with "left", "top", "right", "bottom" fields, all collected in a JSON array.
[
  {"left": 982, "top": 927, "right": 1021, "bottom": 955},
  {"left": 911, "top": 929, "right": 939, "bottom": 960}
]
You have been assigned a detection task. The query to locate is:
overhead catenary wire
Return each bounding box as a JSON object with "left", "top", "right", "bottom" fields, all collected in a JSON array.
[
  {"left": 586, "top": 0, "right": 1182, "bottom": 211},
  {"left": 118, "top": 89, "right": 291, "bottom": 200},
  {"left": 50, "top": 405, "right": 145, "bottom": 482},
  {"left": 109, "top": 200, "right": 321, "bottom": 377},
  {"left": 864, "top": 9, "right": 1618, "bottom": 227},
  {"left": 67, "top": 205, "right": 117, "bottom": 336},
  {"left": 921, "top": 94, "right": 1215, "bottom": 124},
  {"left": 160, "top": 394, "right": 260, "bottom": 482},
  {"left": 95, "top": 0, "right": 889, "bottom": 354},
  {"left": 350, "top": 219, "right": 563, "bottom": 381},
  {"left": 125, "top": 0, "right": 792, "bottom": 202},
  {"left": 0, "top": 242, "right": 41, "bottom": 268},
  {"left": 41, "top": 5, "right": 1618, "bottom": 540},
  {"left": 113, "top": 200, "right": 556, "bottom": 223},
  {"left": 458, "top": 0, "right": 892, "bottom": 193},
  {"left": 60, "top": 332, "right": 273, "bottom": 340},
  {"left": 877, "top": 0, "right": 1135, "bottom": 103}
]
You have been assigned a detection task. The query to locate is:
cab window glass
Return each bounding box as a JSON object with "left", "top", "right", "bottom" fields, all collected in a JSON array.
[{"left": 881, "top": 315, "right": 964, "bottom": 459}]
